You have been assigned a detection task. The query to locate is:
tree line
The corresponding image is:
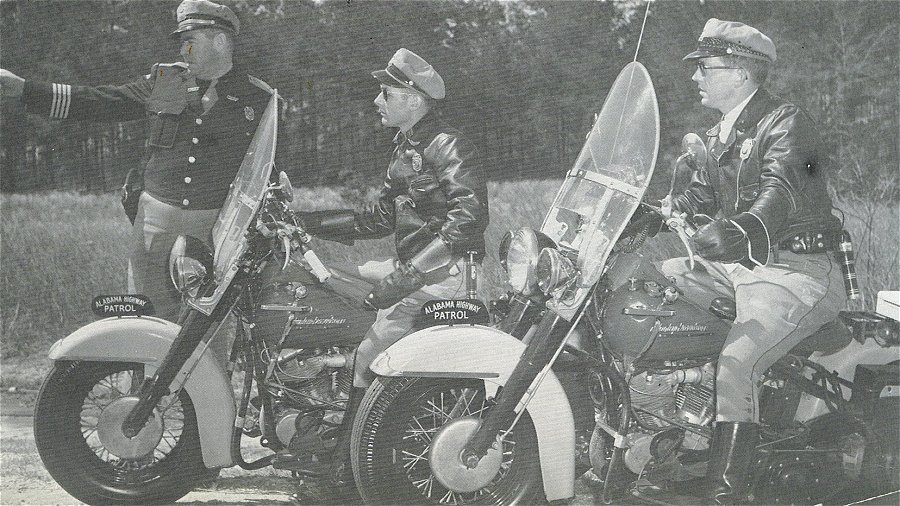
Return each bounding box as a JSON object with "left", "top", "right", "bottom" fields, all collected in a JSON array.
[{"left": 0, "top": 0, "right": 896, "bottom": 207}]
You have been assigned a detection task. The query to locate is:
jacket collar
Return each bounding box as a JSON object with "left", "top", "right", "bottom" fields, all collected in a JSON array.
[
  {"left": 394, "top": 111, "right": 441, "bottom": 148},
  {"left": 706, "top": 88, "right": 779, "bottom": 150}
]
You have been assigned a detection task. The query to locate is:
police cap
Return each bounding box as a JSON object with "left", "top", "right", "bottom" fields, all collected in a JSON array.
[
  {"left": 684, "top": 18, "right": 776, "bottom": 63},
  {"left": 372, "top": 48, "right": 445, "bottom": 100},
  {"left": 171, "top": 0, "right": 240, "bottom": 38}
]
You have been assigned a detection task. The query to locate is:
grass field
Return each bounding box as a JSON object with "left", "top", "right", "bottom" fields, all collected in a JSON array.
[{"left": 1, "top": 186, "right": 897, "bottom": 388}]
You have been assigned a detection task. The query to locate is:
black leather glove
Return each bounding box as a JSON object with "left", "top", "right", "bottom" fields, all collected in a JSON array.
[
  {"left": 693, "top": 212, "right": 769, "bottom": 265},
  {"left": 365, "top": 262, "right": 426, "bottom": 310},
  {"left": 693, "top": 219, "right": 747, "bottom": 263}
]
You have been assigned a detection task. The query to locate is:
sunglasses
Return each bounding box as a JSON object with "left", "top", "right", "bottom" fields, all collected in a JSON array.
[{"left": 380, "top": 86, "right": 418, "bottom": 100}]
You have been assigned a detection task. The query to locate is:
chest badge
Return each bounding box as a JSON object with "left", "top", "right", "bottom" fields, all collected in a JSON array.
[
  {"left": 739, "top": 138, "right": 754, "bottom": 160},
  {"left": 411, "top": 151, "right": 423, "bottom": 172},
  {"left": 226, "top": 95, "right": 239, "bottom": 102},
  {"left": 244, "top": 106, "right": 255, "bottom": 121}
]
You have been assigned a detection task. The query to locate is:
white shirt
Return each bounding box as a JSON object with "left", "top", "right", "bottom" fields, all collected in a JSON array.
[{"left": 719, "top": 88, "right": 759, "bottom": 144}]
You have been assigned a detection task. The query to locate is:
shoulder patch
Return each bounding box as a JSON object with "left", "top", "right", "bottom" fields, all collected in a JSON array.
[{"left": 248, "top": 74, "right": 275, "bottom": 95}]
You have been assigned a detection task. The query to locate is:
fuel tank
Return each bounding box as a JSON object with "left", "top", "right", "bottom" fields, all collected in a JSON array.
[
  {"left": 597, "top": 276, "right": 731, "bottom": 362},
  {"left": 252, "top": 256, "right": 376, "bottom": 349}
]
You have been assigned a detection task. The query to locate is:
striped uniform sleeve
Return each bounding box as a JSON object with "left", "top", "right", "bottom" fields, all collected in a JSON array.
[{"left": 22, "top": 76, "right": 152, "bottom": 122}]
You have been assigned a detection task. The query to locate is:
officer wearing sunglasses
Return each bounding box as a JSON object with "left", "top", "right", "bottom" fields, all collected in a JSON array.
[{"left": 296, "top": 47, "right": 488, "bottom": 494}]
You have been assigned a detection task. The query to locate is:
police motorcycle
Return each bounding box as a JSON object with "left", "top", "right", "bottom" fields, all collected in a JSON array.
[
  {"left": 33, "top": 86, "right": 378, "bottom": 504},
  {"left": 349, "top": 62, "right": 900, "bottom": 505}
]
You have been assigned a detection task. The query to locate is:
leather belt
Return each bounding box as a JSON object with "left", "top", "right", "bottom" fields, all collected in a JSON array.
[{"left": 777, "top": 230, "right": 840, "bottom": 254}]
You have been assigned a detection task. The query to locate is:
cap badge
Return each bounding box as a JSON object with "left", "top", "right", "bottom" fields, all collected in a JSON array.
[
  {"left": 244, "top": 106, "right": 255, "bottom": 121},
  {"left": 740, "top": 138, "right": 754, "bottom": 160},
  {"left": 411, "top": 151, "right": 423, "bottom": 172}
]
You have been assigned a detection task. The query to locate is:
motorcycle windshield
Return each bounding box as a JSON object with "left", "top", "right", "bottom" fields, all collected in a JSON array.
[
  {"left": 211, "top": 91, "right": 279, "bottom": 281},
  {"left": 541, "top": 62, "right": 659, "bottom": 319}
]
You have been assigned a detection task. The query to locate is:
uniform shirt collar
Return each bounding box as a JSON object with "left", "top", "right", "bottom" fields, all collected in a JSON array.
[{"left": 719, "top": 88, "right": 758, "bottom": 144}]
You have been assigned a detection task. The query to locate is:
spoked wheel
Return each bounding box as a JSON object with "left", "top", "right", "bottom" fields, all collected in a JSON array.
[
  {"left": 33, "top": 361, "right": 208, "bottom": 505},
  {"left": 352, "top": 377, "right": 543, "bottom": 505}
]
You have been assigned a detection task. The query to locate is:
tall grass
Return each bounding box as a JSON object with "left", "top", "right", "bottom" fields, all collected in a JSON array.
[{"left": 1, "top": 186, "right": 897, "bottom": 369}]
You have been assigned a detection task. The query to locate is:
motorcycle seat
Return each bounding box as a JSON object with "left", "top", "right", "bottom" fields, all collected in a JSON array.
[{"left": 709, "top": 297, "right": 852, "bottom": 356}]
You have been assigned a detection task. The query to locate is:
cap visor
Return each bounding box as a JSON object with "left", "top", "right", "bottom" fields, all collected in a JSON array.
[
  {"left": 372, "top": 69, "right": 404, "bottom": 87},
  {"left": 682, "top": 48, "right": 722, "bottom": 61}
]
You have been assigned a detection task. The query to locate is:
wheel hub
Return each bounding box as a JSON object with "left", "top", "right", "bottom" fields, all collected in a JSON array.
[
  {"left": 97, "top": 396, "right": 164, "bottom": 459},
  {"left": 429, "top": 416, "right": 503, "bottom": 493}
]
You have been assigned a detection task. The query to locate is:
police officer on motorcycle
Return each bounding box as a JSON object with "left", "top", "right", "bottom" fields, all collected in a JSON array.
[
  {"left": 656, "top": 18, "right": 847, "bottom": 504},
  {"left": 298, "top": 48, "right": 489, "bottom": 492}
]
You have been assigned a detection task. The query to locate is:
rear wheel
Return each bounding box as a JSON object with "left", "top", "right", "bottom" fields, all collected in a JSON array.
[
  {"left": 33, "top": 361, "right": 208, "bottom": 505},
  {"left": 352, "top": 377, "right": 543, "bottom": 505}
]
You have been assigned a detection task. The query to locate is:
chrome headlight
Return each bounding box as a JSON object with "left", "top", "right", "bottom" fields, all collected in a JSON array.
[
  {"left": 536, "top": 247, "right": 577, "bottom": 295},
  {"left": 499, "top": 227, "right": 557, "bottom": 295},
  {"left": 169, "top": 235, "right": 214, "bottom": 298}
]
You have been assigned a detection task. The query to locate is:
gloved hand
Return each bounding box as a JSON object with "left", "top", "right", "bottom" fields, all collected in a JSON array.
[
  {"left": 693, "top": 218, "right": 748, "bottom": 263},
  {"left": 365, "top": 262, "right": 426, "bottom": 310}
]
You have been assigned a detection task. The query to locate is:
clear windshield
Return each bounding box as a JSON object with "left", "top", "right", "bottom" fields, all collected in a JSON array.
[
  {"left": 541, "top": 62, "right": 659, "bottom": 318},
  {"left": 186, "top": 90, "right": 278, "bottom": 316},
  {"left": 212, "top": 92, "right": 279, "bottom": 280}
]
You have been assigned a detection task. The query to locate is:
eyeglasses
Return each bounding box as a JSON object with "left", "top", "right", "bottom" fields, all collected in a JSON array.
[
  {"left": 380, "top": 87, "right": 418, "bottom": 101},
  {"left": 696, "top": 62, "right": 742, "bottom": 76}
]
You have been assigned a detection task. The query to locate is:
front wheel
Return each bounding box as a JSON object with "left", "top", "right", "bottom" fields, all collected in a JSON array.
[
  {"left": 33, "top": 361, "right": 208, "bottom": 505},
  {"left": 351, "top": 377, "right": 543, "bottom": 505}
]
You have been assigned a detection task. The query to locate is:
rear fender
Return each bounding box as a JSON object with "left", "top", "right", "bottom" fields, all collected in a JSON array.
[
  {"left": 370, "top": 325, "right": 575, "bottom": 502},
  {"left": 47, "top": 316, "right": 234, "bottom": 468},
  {"left": 795, "top": 339, "right": 899, "bottom": 422}
]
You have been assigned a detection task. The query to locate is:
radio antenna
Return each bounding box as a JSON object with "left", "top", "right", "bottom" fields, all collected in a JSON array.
[{"left": 633, "top": 1, "right": 653, "bottom": 62}]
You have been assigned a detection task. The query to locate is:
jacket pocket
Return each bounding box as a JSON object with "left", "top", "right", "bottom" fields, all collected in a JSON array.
[
  {"left": 407, "top": 174, "right": 440, "bottom": 203},
  {"left": 148, "top": 113, "right": 179, "bottom": 148},
  {"left": 737, "top": 182, "right": 760, "bottom": 208}
]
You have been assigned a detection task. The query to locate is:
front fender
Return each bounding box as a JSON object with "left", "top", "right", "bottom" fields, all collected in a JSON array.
[
  {"left": 370, "top": 325, "right": 575, "bottom": 502},
  {"left": 47, "top": 316, "right": 234, "bottom": 468}
]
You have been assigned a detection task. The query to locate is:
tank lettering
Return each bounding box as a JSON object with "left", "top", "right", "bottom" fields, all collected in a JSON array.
[
  {"left": 293, "top": 316, "right": 347, "bottom": 325},
  {"left": 657, "top": 322, "right": 709, "bottom": 333}
]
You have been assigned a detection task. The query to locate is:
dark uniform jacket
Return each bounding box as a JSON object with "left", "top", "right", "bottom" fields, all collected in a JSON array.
[
  {"left": 22, "top": 63, "right": 272, "bottom": 210},
  {"left": 352, "top": 112, "right": 488, "bottom": 263},
  {"left": 674, "top": 88, "right": 841, "bottom": 247}
]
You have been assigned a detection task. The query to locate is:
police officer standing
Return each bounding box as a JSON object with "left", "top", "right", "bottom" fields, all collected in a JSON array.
[
  {"left": 296, "top": 48, "right": 489, "bottom": 494},
  {"left": 651, "top": 19, "right": 847, "bottom": 504},
  {"left": 0, "top": 0, "right": 275, "bottom": 323}
]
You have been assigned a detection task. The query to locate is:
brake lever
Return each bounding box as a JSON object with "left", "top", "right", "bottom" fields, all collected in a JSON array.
[{"left": 665, "top": 212, "right": 697, "bottom": 270}]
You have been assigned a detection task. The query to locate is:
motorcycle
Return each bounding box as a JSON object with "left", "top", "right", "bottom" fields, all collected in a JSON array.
[
  {"left": 349, "top": 62, "right": 900, "bottom": 505},
  {"left": 33, "top": 86, "right": 377, "bottom": 504}
]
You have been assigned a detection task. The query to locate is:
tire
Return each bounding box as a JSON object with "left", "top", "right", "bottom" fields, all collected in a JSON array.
[
  {"left": 351, "top": 377, "right": 543, "bottom": 505},
  {"left": 33, "top": 361, "right": 208, "bottom": 505}
]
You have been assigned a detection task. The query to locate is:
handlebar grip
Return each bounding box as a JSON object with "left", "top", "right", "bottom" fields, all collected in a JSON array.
[{"left": 303, "top": 249, "right": 331, "bottom": 282}]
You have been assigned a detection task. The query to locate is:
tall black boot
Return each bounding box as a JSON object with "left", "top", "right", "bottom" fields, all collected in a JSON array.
[
  {"left": 290, "top": 387, "right": 366, "bottom": 505},
  {"left": 330, "top": 386, "right": 366, "bottom": 487},
  {"left": 705, "top": 422, "right": 758, "bottom": 505}
]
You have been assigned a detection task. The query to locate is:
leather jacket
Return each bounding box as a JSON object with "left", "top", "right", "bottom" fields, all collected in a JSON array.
[
  {"left": 352, "top": 112, "right": 489, "bottom": 263},
  {"left": 674, "top": 89, "right": 842, "bottom": 246}
]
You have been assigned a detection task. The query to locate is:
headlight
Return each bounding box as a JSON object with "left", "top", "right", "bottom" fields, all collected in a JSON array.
[
  {"left": 169, "top": 235, "right": 214, "bottom": 298},
  {"left": 500, "top": 227, "right": 557, "bottom": 295},
  {"left": 536, "top": 247, "right": 577, "bottom": 295}
]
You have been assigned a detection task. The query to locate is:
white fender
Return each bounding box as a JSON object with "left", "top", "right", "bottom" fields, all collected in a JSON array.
[
  {"left": 369, "top": 324, "right": 575, "bottom": 502},
  {"left": 795, "top": 338, "right": 900, "bottom": 422},
  {"left": 47, "top": 316, "right": 234, "bottom": 468}
]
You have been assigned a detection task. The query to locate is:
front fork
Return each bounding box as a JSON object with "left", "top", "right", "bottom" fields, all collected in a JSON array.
[
  {"left": 460, "top": 310, "right": 567, "bottom": 464},
  {"left": 121, "top": 296, "right": 230, "bottom": 438}
]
